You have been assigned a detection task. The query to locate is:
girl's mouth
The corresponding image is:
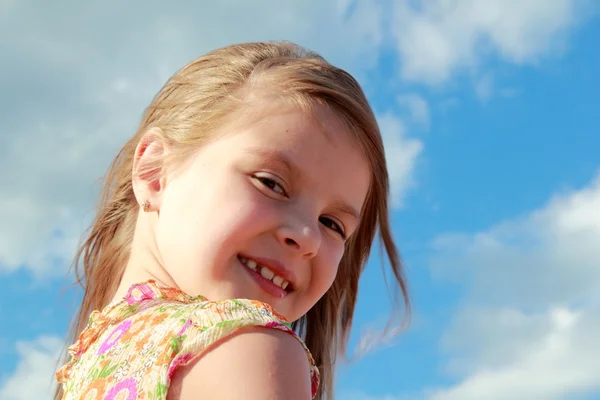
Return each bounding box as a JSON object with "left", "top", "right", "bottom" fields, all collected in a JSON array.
[{"left": 238, "top": 254, "right": 293, "bottom": 298}]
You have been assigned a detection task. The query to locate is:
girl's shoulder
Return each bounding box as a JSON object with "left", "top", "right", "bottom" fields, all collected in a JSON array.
[{"left": 56, "top": 280, "right": 319, "bottom": 399}]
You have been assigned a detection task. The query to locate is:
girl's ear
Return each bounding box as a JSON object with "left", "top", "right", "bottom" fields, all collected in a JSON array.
[{"left": 132, "top": 127, "right": 168, "bottom": 213}]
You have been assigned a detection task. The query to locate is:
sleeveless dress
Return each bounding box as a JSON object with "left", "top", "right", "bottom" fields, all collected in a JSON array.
[{"left": 56, "top": 280, "right": 320, "bottom": 399}]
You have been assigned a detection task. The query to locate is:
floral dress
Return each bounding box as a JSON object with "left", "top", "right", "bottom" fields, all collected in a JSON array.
[{"left": 56, "top": 280, "right": 319, "bottom": 399}]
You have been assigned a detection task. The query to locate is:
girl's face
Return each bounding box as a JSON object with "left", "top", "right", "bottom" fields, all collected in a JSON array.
[{"left": 151, "top": 104, "right": 370, "bottom": 321}]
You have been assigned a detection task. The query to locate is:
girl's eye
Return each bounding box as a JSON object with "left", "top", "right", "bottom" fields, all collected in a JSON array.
[
  {"left": 256, "top": 175, "right": 286, "bottom": 196},
  {"left": 319, "top": 217, "right": 347, "bottom": 240}
]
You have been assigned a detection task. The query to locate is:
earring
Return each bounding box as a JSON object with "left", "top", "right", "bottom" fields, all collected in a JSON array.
[{"left": 142, "top": 200, "right": 151, "bottom": 212}]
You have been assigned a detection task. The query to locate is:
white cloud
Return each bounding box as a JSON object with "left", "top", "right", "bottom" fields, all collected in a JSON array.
[
  {"left": 0, "top": 336, "right": 63, "bottom": 400},
  {"left": 393, "top": 0, "right": 587, "bottom": 85},
  {"left": 428, "top": 305, "right": 600, "bottom": 400},
  {"left": 0, "top": 1, "right": 418, "bottom": 276},
  {"left": 427, "top": 172, "right": 600, "bottom": 399},
  {"left": 397, "top": 94, "right": 431, "bottom": 128},
  {"left": 431, "top": 173, "right": 600, "bottom": 307},
  {"left": 377, "top": 114, "right": 424, "bottom": 208}
]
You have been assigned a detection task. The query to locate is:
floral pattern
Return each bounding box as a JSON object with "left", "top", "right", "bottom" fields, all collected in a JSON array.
[{"left": 56, "top": 280, "right": 319, "bottom": 399}]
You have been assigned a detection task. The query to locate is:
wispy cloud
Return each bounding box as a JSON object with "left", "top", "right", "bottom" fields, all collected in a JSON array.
[
  {"left": 392, "top": 0, "right": 589, "bottom": 85},
  {"left": 427, "top": 172, "right": 600, "bottom": 399},
  {"left": 0, "top": 336, "right": 62, "bottom": 400},
  {"left": 397, "top": 94, "right": 431, "bottom": 129},
  {"left": 377, "top": 114, "right": 424, "bottom": 208}
]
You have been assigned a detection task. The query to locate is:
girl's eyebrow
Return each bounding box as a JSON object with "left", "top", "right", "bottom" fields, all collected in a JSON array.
[
  {"left": 331, "top": 198, "right": 361, "bottom": 221},
  {"left": 244, "top": 147, "right": 361, "bottom": 221},
  {"left": 243, "top": 147, "right": 304, "bottom": 182}
]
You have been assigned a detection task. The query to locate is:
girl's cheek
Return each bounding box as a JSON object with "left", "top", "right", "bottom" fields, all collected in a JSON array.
[
  {"left": 245, "top": 191, "right": 283, "bottom": 220},
  {"left": 321, "top": 250, "right": 343, "bottom": 286}
]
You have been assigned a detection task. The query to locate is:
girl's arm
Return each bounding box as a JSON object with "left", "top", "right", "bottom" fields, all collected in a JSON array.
[{"left": 168, "top": 327, "right": 312, "bottom": 399}]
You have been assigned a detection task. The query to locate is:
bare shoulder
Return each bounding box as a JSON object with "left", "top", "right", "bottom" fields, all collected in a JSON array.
[{"left": 167, "top": 327, "right": 312, "bottom": 400}]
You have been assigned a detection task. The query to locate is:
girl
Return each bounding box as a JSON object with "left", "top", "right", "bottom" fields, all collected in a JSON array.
[{"left": 55, "top": 41, "right": 409, "bottom": 399}]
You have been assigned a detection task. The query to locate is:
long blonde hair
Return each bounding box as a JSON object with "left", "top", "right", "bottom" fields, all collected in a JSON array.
[{"left": 57, "top": 41, "right": 410, "bottom": 400}]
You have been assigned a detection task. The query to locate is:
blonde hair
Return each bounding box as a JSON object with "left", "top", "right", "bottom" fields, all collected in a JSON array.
[{"left": 57, "top": 41, "right": 410, "bottom": 400}]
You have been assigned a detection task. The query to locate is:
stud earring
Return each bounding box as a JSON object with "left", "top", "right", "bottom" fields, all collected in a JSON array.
[{"left": 142, "top": 200, "right": 151, "bottom": 212}]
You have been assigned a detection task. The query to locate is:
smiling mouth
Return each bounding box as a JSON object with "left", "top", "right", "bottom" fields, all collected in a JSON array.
[{"left": 237, "top": 254, "right": 292, "bottom": 292}]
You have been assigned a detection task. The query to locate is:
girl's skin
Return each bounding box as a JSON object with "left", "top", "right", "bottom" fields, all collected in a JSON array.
[{"left": 112, "top": 100, "right": 371, "bottom": 399}]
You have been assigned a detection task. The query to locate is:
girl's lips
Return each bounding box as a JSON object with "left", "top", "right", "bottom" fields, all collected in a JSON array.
[
  {"left": 238, "top": 256, "right": 290, "bottom": 299},
  {"left": 237, "top": 253, "right": 296, "bottom": 291}
]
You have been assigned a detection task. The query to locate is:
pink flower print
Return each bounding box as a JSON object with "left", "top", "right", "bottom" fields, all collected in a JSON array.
[
  {"left": 178, "top": 319, "right": 192, "bottom": 337},
  {"left": 104, "top": 377, "right": 138, "bottom": 400},
  {"left": 312, "top": 372, "right": 319, "bottom": 398},
  {"left": 125, "top": 284, "right": 157, "bottom": 305},
  {"left": 264, "top": 321, "right": 285, "bottom": 330},
  {"left": 168, "top": 353, "right": 195, "bottom": 379},
  {"left": 97, "top": 320, "right": 133, "bottom": 355}
]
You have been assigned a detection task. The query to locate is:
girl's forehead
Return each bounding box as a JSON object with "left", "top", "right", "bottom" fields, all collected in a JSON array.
[
  {"left": 234, "top": 106, "right": 365, "bottom": 161},
  {"left": 227, "top": 98, "right": 367, "bottom": 152}
]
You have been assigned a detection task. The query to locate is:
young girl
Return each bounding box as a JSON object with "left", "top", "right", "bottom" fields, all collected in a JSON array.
[{"left": 55, "top": 41, "right": 409, "bottom": 399}]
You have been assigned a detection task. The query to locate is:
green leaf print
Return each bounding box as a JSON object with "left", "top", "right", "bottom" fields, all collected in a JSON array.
[
  {"left": 171, "top": 308, "right": 187, "bottom": 319},
  {"left": 169, "top": 335, "right": 187, "bottom": 353},
  {"left": 124, "top": 303, "right": 139, "bottom": 316},
  {"left": 156, "top": 382, "right": 168, "bottom": 398},
  {"left": 89, "top": 367, "right": 100, "bottom": 380},
  {"left": 149, "top": 382, "right": 168, "bottom": 400},
  {"left": 98, "top": 362, "right": 119, "bottom": 378},
  {"left": 231, "top": 299, "right": 243, "bottom": 309},
  {"left": 196, "top": 325, "right": 209, "bottom": 333},
  {"left": 215, "top": 319, "right": 238, "bottom": 329}
]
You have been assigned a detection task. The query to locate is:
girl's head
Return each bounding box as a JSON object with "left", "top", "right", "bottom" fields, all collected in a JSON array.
[
  {"left": 71, "top": 42, "right": 409, "bottom": 399},
  {"left": 135, "top": 98, "right": 371, "bottom": 323}
]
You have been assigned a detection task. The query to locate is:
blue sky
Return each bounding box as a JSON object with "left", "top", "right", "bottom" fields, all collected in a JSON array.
[{"left": 0, "top": 1, "right": 599, "bottom": 399}]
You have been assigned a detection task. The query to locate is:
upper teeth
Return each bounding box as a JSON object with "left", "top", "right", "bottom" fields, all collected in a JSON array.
[{"left": 239, "top": 256, "right": 289, "bottom": 290}]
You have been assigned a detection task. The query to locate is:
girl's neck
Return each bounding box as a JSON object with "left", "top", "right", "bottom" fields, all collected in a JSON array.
[{"left": 110, "top": 214, "right": 178, "bottom": 304}]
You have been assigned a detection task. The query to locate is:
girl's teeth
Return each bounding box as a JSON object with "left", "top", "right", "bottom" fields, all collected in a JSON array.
[
  {"left": 260, "top": 266, "right": 275, "bottom": 280},
  {"left": 246, "top": 259, "right": 257, "bottom": 271},
  {"left": 272, "top": 275, "right": 284, "bottom": 287},
  {"left": 241, "top": 256, "right": 289, "bottom": 291}
]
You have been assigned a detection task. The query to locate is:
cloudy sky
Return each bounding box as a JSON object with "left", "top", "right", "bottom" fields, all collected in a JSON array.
[{"left": 1, "top": 1, "right": 599, "bottom": 399}]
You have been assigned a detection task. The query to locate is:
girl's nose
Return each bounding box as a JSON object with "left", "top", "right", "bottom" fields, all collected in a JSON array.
[{"left": 276, "top": 219, "right": 321, "bottom": 259}]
